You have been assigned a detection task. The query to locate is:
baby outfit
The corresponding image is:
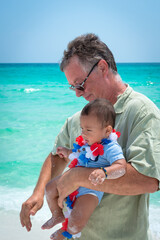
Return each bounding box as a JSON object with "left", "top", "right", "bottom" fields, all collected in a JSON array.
[
  {"left": 69, "top": 136, "right": 124, "bottom": 204},
  {"left": 62, "top": 134, "right": 124, "bottom": 239}
]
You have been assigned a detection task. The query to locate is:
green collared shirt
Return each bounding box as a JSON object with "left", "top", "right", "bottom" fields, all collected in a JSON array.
[{"left": 52, "top": 86, "right": 160, "bottom": 240}]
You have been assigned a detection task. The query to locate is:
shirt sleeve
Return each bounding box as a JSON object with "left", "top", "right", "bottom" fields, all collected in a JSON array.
[
  {"left": 52, "top": 111, "right": 81, "bottom": 155},
  {"left": 52, "top": 118, "right": 70, "bottom": 155},
  {"left": 103, "top": 142, "right": 125, "bottom": 165}
]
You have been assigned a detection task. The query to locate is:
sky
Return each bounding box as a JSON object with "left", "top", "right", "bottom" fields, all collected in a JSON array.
[{"left": 0, "top": 0, "right": 160, "bottom": 63}]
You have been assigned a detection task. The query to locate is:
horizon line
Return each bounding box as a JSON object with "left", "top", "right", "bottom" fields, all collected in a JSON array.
[{"left": 0, "top": 62, "right": 160, "bottom": 64}]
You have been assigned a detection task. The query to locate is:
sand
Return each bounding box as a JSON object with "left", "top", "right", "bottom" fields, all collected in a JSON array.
[
  {"left": 0, "top": 210, "right": 61, "bottom": 240},
  {"left": 1, "top": 205, "right": 160, "bottom": 240}
]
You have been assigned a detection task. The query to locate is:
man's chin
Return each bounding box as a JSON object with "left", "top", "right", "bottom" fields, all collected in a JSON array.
[{"left": 84, "top": 95, "right": 95, "bottom": 102}]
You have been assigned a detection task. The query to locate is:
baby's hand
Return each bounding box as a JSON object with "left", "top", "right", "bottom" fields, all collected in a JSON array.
[
  {"left": 56, "top": 147, "right": 69, "bottom": 159},
  {"left": 89, "top": 169, "right": 106, "bottom": 185}
]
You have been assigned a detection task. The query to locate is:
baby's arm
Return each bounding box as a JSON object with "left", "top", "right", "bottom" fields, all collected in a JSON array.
[
  {"left": 89, "top": 158, "right": 126, "bottom": 185},
  {"left": 56, "top": 147, "right": 72, "bottom": 162}
]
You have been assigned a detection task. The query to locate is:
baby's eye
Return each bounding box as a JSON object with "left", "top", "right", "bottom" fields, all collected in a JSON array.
[{"left": 87, "top": 129, "right": 92, "bottom": 132}]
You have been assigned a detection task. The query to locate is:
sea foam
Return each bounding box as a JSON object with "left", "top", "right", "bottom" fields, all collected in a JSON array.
[
  {"left": 0, "top": 186, "right": 51, "bottom": 221},
  {"left": 0, "top": 186, "right": 160, "bottom": 238},
  {"left": 24, "top": 88, "right": 40, "bottom": 93}
]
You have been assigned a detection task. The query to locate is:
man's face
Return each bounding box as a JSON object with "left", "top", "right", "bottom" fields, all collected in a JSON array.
[{"left": 64, "top": 57, "right": 103, "bottom": 102}]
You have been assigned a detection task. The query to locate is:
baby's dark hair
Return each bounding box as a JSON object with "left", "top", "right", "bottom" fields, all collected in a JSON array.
[{"left": 81, "top": 99, "right": 115, "bottom": 128}]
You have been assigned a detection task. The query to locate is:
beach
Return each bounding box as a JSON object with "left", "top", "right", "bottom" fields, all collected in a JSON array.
[
  {"left": 0, "top": 200, "right": 62, "bottom": 240},
  {"left": 1, "top": 194, "right": 160, "bottom": 240},
  {"left": 0, "top": 200, "right": 160, "bottom": 240},
  {"left": 0, "top": 63, "right": 160, "bottom": 239}
]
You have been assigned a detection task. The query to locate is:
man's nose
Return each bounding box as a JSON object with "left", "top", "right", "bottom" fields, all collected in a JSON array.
[{"left": 75, "top": 89, "right": 83, "bottom": 97}]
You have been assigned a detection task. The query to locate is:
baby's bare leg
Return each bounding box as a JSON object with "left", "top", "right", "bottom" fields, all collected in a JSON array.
[
  {"left": 50, "top": 194, "right": 99, "bottom": 240},
  {"left": 68, "top": 194, "right": 99, "bottom": 235},
  {"left": 41, "top": 177, "right": 65, "bottom": 230}
]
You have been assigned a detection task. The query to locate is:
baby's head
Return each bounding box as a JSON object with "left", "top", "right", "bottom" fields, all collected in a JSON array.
[{"left": 80, "top": 99, "right": 116, "bottom": 145}]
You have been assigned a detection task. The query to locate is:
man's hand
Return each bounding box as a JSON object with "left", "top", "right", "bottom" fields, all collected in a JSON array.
[
  {"left": 57, "top": 169, "right": 79, "bottom": 208},
  {"left": 20, "top": 193, "right": 44, "bottom": 231}
]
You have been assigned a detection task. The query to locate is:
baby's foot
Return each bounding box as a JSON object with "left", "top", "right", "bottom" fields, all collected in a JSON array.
[
  {"left": 41, "top": 214, "right": 65, "bottom": 230},
  {"left": 50, "top": 229, "right": 65, "bottom": 240}
]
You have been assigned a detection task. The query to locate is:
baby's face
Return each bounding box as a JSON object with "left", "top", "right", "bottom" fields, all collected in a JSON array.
[{"left": 80, "top": 115, "right": 110, "bottom": 146}]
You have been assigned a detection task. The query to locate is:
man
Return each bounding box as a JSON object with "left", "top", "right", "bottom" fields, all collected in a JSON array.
[{"left": 20, "top": 34, "right": 160, "bottom": 239}]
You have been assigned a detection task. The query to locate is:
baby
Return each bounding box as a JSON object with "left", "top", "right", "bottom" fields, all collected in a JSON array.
[{"left": 42, "top": 99, "right": 126, "bottom": 239}]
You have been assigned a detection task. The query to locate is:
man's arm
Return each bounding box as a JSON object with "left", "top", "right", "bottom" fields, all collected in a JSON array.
[
  {"left": 57, "top": 163, "right": 159, "bottom": 208},
  {"left": 20, "top": 152, "right": 67, "bottom": 231},
  {"left": 33, "top": 153, "right": 68, "bottom": 196}
]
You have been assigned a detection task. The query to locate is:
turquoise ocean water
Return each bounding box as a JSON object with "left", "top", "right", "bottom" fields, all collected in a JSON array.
[{"left": 0, "top": 63, "right": 160, "bottom": 236}]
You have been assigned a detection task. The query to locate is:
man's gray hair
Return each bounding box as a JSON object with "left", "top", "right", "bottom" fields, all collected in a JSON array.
[{"left": 60, "top": 33, "right": 117, "bottom": 73}]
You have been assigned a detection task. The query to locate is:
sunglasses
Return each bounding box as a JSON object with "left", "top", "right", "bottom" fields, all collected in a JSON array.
[{"left": 69, "top": 60, "right": 100, "bottom": 91}]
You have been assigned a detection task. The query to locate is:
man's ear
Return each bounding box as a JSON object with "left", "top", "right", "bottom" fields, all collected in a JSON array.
[{"left": 98, "top": 59, "right": 109, "bottom": 77}]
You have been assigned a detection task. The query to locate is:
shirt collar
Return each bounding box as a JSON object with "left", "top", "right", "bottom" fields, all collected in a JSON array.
[{"left": 114, "top": 84, "right": 133, "bottom": 114}]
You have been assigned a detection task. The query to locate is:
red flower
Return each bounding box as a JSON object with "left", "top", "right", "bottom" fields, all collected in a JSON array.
[
  {"left": 76, "top": 136, "right": 85, "bottom": 146},
  {"left": 90, "top": 143, "right": 104, "bottom": 156},
  {"left": 71, "top": 199, "right": 76, "bottom": 208},
  {"left": 69, "top": 190, "right": 79, "bottom": 201},
  {"left": 113, "top": 129, "right": 121, "bottom": 138},
  {"left": 61, "top": 218, "right": 68, "bottom": 231},
  {"left": 68, "top": 158, "right": 78, "bottom": 168},
  {"left": 69, "top": 190, "right": 79, "bottom": 208}
]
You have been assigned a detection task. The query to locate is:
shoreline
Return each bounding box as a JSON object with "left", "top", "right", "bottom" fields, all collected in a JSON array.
[{"left": 0, "top": 205, "right": 160, "bottom": 240}]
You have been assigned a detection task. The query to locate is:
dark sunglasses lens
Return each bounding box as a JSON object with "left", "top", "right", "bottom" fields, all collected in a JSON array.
[
  {"left": 76, "top": 86, "right": 84, "bottom": 91},
  {"left": 69, "top": 86, "right": 84, "bottom": 91}
]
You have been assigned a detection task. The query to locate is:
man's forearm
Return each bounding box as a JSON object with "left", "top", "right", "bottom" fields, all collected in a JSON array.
[
  {"left": 33, "top": 153, "right": 68, "bottom": 196},
  {"left": 77, "top": 163, "right": 158, "bottom": 195}
]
